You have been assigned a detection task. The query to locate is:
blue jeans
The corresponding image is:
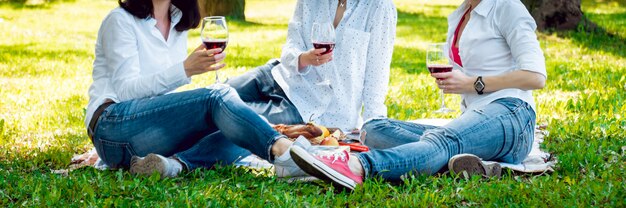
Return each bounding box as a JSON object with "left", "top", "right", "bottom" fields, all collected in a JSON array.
[
  {"left": 225, "top": 62, "right": 303, "bottom": 125},
  {"left": 90, "top": 85, "right": 284, "bottom": 170},
  {"left": 357, "top": 98, "right": 535, "bottom": 180}
]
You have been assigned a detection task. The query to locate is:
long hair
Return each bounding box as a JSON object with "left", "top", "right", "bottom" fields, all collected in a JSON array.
[{"left": 118, "top": 0, "right": 200, "bottom": 32}]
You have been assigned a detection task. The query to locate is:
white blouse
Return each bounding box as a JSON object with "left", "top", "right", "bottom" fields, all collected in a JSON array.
[
  {"left": 85, "top": 7, "right": 190, "bottom": 127},
  {"left": 447, "top": 0, "right": 547, "bottom": 113},
  {"left": 272, "top": 0, "right": 397, "bottom": 130}
]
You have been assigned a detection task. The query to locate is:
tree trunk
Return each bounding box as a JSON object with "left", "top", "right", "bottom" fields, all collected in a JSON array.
[
  {"left": 521, "top": 0, "right": 593, "bottom": 31},
  {"left": 197, "top": 0, "right": 245, "bottom": 21}
]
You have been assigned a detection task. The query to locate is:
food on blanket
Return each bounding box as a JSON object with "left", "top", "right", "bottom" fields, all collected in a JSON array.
[
  {"left": 272, "top": 122, "right": 337, "bottom": 145},
  {"left": 320, "top": 136, "right": 339, "bottom": 146}
]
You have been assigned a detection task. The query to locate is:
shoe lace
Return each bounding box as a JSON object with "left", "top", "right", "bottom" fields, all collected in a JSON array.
[{"left": 318, "top": 151, "right": 347, "bottom": 164}]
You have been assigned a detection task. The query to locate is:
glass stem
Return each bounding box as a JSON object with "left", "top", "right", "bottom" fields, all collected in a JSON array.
[
  {"left": 215, "top": 71, "right": 220, "bottom": 83},
  {"left": 440, "top": 89, "right": 446, "bottom": 109}
]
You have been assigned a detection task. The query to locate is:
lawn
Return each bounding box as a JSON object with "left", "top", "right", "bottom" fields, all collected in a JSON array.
[{"left": 1, "top": 0, "right": 625, "bottom": 206}]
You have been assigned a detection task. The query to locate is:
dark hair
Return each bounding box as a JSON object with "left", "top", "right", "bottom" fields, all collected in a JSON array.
[{"left": 118, "top": 0, "right": 200, "bottom": 32}]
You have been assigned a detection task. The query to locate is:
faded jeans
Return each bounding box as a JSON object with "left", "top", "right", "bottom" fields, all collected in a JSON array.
[
  {"left": 357, "top": 98, "right": 536, "bottom": 180},
  {"left": 90, "top": 85, "right": 285, "bottom": 170},
  {"left": 225, "top": 61, "right": 304, "bottom": 125}
]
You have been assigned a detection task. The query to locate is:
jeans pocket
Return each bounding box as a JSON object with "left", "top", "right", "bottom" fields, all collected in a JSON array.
[{"left": 95, "top": 139, "right": 137, "bottom": 169}]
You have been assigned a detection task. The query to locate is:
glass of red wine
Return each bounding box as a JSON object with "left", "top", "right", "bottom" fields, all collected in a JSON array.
[
  {"left": 311, "top": 22, "right": 335, "bottom": 55},
  {"left": 200, "top": 16, "right": 228, "bottom": 83},
  {"left": 311, "top": 22, "right": 335, "bottom": 86},
  {"left": 426, "top": 43, "right": 454, "bottom": 113}
]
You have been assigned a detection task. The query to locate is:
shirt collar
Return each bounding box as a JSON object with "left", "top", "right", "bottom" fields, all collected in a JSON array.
[
  {"left": 146, "top": 5, "right": 183, "bottom": 26},
  {"left": 471, "top": 0, "right": 495, "bottom": 17}
]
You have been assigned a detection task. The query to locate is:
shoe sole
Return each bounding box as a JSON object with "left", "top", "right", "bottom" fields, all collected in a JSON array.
[
  {"left": 448, "top": 154, "right": 501, "bottom": 178},
  {"left": 290, "top": 146, "right": 356, "bottom": 191},
  {"left": 130, "top": 153, "right": 166, "bottom": 177}
]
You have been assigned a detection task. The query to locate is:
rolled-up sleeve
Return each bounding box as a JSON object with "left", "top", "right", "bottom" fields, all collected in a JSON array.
[
  {"left": 497, "top": 1, "right": 547, "bottom": 78},
  {"left": 361, "top": 2, "right": 397, "bottom": 120},
  {"left": 102, "top": 12, "right": 189, "bottom": 102}
]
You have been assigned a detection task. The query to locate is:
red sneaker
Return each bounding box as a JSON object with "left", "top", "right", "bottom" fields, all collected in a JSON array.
[{"left": 289, "top": 146, "right": 363, "bottom": 190}]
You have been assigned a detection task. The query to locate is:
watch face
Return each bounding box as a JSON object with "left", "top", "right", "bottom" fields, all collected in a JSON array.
[{"left": 474, "top": 79, "right": 485, "bottom": 91}]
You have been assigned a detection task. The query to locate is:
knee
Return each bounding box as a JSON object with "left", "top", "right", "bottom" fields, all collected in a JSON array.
[
  {"left": 361, "top": 118, "right": 388, "bottom": 133},
  {"left": 203, "top": 85, "right": 239, "bottom": 102},
  {"left": 361, "top": 118, "right": 390, "bottom": 145}
]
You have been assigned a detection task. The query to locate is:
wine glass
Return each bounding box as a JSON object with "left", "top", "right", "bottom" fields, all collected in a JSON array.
[
  {"left": 311, "top": 22, "right": 335, "bottom": 86},
  {"left": 200, "top": 16, "right": 228, "bottom": 83},
  {"left": 426, "top": 43, "right": 454, "bottom": 113}
]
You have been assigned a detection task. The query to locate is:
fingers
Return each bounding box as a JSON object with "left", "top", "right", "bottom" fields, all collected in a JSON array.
[
  {"left": 310, "top": 51, "right": 333, "bottom": 66},
  {"left": 205, "top": 48, "right": 223, "bottom": 56},
  {"left": 312, "top": 48, "right": 328, "bottom": 55},
  {"left": 208, "top": 63, "right": 226, "bottom": 72}
]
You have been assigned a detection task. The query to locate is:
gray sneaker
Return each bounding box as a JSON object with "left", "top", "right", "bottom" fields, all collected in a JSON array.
[
  {"left": 130, "top": 153, "right": 182, "bottom": 178},
  {"left": 274, "top": 136, "right": 311, "bottom": 177},
  {"left": 448, "top": 154, "right": 502, "bottom": 178}
]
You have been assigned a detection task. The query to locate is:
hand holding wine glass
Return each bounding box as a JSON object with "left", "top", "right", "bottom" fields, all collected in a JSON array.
[
  {"left": 183, "top": 45, "right": 226, "bottom": 77},
  {"left": 426, "top": 43, "right": 454, "bottom": 113},
  {"left": 200, "top": 16, "right": 228, "bottom": 83},
  {"left": 308, "top": 22, "right": 335, "bottom": 66}
]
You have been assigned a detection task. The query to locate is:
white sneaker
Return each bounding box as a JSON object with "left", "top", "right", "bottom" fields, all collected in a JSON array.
[
  {"left": 130, "top": 153, "right": 183, "bottom": 178},
  {"left": 274, "top": 136, "right": 311, "bottom": 177}
]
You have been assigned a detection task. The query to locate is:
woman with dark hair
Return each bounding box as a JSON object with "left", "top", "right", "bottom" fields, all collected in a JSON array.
[{"left": 87, "top": 0, "right": 303, "bottom": 177}]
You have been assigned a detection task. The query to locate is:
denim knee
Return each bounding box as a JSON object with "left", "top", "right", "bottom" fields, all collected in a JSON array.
[{"left": 361, "top": 118, "right": 390, "bottom": 146}]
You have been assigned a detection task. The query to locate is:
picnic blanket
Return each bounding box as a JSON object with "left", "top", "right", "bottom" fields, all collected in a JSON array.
[{"left": 58, "top": 119, "right": 556, "bottom": 176}]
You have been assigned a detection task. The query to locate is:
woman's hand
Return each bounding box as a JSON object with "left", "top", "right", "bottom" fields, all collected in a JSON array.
[
  {"left": 183, "top": 44, "right": 226, "bottom": 77},
  {"left": 430, "top": 70, "right": 475, "bottom": 94},
  {"left": 298, "top": 48, "right": 333, "bottom": 70}
]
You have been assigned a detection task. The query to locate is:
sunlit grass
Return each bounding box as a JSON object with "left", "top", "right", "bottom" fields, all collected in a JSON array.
[{"left": 0, "top": 0, "right": 625, "bottom": 206}]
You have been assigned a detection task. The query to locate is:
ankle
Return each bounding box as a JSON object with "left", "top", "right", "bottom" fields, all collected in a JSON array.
[
  {"left": 348, "top": 156, "right": 364, "bottom": 177},
  {"left": 169, "top": 156, "right": 187, "bottom": 171},
  {"left": 271, "top": 138, "right": 293, "bottom": 158}
]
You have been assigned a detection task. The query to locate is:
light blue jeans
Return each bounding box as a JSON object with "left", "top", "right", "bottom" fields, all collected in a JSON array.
[
  {"left": 225, "top": 61, "right": 304, "bottom": 125},
  {"left": 357, "top": 98, "right": 535, "bottom": 180},
  {"left": 90, "top": 85, "right": 285, "bottom": 170}
]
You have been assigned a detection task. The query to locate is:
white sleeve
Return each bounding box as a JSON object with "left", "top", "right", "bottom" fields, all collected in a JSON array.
[
  {"left": 361, "top": 1, "right": 397, "bottom": 120},
  {"left": 280, "top": 0, "right": 312, "bottom": 75},
  {"left": 496, "top": 1, "right": 547, "bottom": 78},
  {"left": 101, "top": 12, "right": 189, "bottom": 102}
]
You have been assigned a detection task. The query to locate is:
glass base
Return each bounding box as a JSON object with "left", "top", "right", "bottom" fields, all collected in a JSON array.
[{"left": 434, "top": 107, "right": 455, "bottom": 114}]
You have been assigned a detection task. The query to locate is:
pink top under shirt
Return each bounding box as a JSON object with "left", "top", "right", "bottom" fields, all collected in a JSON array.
[{"left": 451, "top": 7, "right": 472, "bottom": 67}]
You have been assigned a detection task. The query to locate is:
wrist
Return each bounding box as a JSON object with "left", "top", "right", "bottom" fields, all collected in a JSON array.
[
  {"left": 473, "top": 76, "right": 485, "bottom": 95},
  {"left": 298, "top": 53, "right": 309, "bottom": 70}
]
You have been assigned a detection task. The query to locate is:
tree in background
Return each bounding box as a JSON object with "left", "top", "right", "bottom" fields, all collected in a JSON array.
[
  {"left": 521, "top": 0, "right": 596, "bottom": 31},
  {"left": 198, "top": 0, "right": 245, "bottom": 21}
]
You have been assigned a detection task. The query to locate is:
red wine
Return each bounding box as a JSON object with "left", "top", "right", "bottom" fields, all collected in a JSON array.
[
  {"left": 427, "top": 65, "right": 453, "bottom": 73},
  {"left": 203, "top": 40, "right": 228, "bottom": 54},
  {"left": 313, "top": 42, "right": 335, "bottom": 55}
]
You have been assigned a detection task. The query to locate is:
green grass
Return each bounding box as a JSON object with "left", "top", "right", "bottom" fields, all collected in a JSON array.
[{"left": 1, "top": 0, "right": 625, "bottom": 206}]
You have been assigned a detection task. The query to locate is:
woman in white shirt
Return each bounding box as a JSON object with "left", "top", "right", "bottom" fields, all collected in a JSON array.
[
  {"left": 226, "top": 0, "right": 397, "bottom": 131},
  {"left": 289, "top": 0, "right": 547, "bottom": 190},
  {"left": 87, "top": 0, "right": 303, "bottom": 177}
]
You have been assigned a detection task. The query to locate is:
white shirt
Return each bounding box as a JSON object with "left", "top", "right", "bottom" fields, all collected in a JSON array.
[
  {"left": 85, "top": 7, "right": 190, "bottom": 127},
  {"left": 447, "top": 0, "right": 547, "bottom": 113},
  {"left": 272, "top": 0, "right": 397, "bottom": 130}
]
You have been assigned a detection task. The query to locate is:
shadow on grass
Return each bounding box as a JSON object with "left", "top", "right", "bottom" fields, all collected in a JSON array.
[{"left": 555, "top": 11, "right": 626, "bottom": 59}]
